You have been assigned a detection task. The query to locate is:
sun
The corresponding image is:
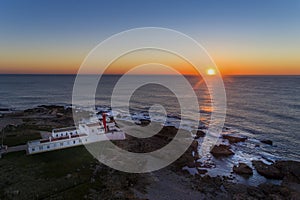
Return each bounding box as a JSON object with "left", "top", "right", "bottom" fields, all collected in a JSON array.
[{"left": 207, "top": 68, "right": 216, "bottom": 76}]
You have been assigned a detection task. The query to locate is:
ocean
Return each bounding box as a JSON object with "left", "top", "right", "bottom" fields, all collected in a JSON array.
[{"left": 0, "top": 74, "right": 299, "bottom": 163}]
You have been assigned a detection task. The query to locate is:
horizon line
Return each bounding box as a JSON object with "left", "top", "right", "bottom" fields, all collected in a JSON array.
[{"left": 0, "top": 73, "right": 300, "bottom": 76}]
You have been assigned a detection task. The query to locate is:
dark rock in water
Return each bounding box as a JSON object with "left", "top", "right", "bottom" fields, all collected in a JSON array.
[
  {"left": 222, "top": 134, "right": 247, "bottom": 144},
  {"left": 252, "top": 160, "right": 284, "bottom": 179},
  {"left": 252, "top": 159, "right": 300, "bottom": 186},
  {"left": 0, "top": 108, "right": 11, "bottom": 112},
  {"left": 38, "top": 105, "right": 64, "bottom": 110},
  {"left": 260, "top": 139, "right": 273, "bottom": 145},
  {"left": 210, "top": 144, "right": 234, "bottom": 157},
  {"left": 194, "top": 130, "right": 205, "bottom": 139},
  {"left": 24, "top": 107, "right": 46, "bottom": 114},
  {"left": 197, "top": 169, "right": 208, "bottom": 174},
  {"left": 190, "top": 140, "right": 198, "bottom": 150},
  {"left": 139, "top": 119, "right": 151, "bottom": 126},
  {"left": 233, "top": 163, "right": 253, "bottom": 175}
]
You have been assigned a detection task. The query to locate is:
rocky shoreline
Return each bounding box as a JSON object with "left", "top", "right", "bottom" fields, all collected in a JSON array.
[{"left": 0, "top": 105, "right": 299, "bottom": 199}]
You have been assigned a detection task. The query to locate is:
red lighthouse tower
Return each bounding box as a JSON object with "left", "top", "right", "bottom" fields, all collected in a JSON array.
[{"left": 102, "top": 113, "right": 107, "bottom": 133}]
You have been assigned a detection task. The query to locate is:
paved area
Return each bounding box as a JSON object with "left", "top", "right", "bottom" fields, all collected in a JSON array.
[
  {"left": 0, "top": 144, "right": 27, "bottom": 158},
  {"left": 6, "top": 144, "right": 27, "bottom": 153},
  {"left": 40, "top": 131, "right": 52, "bottom": 139}
]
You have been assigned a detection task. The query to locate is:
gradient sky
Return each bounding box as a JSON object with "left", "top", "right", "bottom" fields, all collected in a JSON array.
[{"left": 0, "top": 0, "right": 299, "bottom": 75}]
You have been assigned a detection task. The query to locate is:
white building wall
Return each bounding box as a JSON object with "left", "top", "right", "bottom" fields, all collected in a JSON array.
[
  {"left": 52, "top": 128, "right": 79, "bottom": 138},
  {"left": 27, "top": 137, "right": 84, "bottom": 154},
  {"left": 27, "top": 122, "right": 125, "bottom": 155}
]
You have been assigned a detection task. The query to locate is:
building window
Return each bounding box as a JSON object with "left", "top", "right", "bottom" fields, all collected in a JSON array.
[
  {"left": 61, "top": 133, "right": 63, "bottom": 136},
  {"left": 73, "top": 140, "right": 76, "bottom": 144},
  {"left": 39, "top": 146, "right": 43, "bottom": 150},
  {"left": 47, "top": 146, "right": 50, "bottom": 149},
  {"left": 56, "top": 134, "right": 58, "bottom": 137},
  {"left": 32, "top": 148, "right": 35, "bottom": 152}
]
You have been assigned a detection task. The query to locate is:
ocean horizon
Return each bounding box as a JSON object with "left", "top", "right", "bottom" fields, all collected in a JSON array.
[{"left": 1, "top": 74, "right": 299, "bottom": 162}]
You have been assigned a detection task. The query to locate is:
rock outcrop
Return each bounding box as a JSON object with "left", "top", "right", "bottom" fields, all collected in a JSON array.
[
  {"left": 260, "top": 139, "right": 273, "bottom": 145},
  {"left": 210, "top": 144, "right": 234, "bottom": 157},
  {"left": 194, "top": 130, "right": 206, "bottom": 139},
  {"left": 233, "top": 163, "right": 253, "bottom": 175},
  {"left": 222, "top": 134, "right": 247, "bottom": 144},
  {"left": 252, "top": 160, "right": 283, "bottom": 179},
  {"left": 274, "top": 160, "right": 300, "bottom": 186}
]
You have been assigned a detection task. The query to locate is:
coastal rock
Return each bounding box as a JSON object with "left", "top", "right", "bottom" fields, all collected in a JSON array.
[
  {"left": 222, "top": 134, "right": 247, "bottom": 144},
  {"left": 210, "top": 144, "right": 234, "bottom": 157},
  {"left": 260, "top": 140, "right": 273, "bottom": 145},
  {"left": 259, "top": 183, "right": 292, "bottom": 199},
  {"left": 195, "top": 130, "right": 206, "bottom": 139},
  {"left": 252, "top": 160, "right": 283, "bottom": 179},
  {"left": 233, "top": 163, "right": 253, "bottom": 175},
  {"left": 38, "top": 105, "right": 65, "bottom": 110},
  {"left": 197, "top": 169, "right": 208, "bottom": 174},
  {"left": 24, "top": 107, "right": 46, "bottom": 114},
  {"left": 247, "top": 186, "right": 265, "bottom": 199},
  {"left": 191, "top": 140, "right": 198, "bottom": 150},
  {"left": 274, "top": 160, "right": 300, "bottom": 184},
  {"left": 139, "top": 119, "right": 151, "bottom": 126}
]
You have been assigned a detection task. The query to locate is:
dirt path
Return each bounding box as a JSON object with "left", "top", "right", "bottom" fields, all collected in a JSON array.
[{"left": 6, "top": 144, "right": 27, "bottom": 153}]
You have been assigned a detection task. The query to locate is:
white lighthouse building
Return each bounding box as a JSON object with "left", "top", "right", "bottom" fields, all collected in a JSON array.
[{"left": 27, "top": 113, "right": 126, "bottom": 154}]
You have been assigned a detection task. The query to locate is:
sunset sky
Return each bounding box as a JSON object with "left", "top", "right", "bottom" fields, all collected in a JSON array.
[{"left": 0, "top": 0, "right": 299, "bottom": 75}]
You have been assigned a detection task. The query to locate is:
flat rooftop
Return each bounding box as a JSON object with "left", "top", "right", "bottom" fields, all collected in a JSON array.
[{"left": 53, "top": 127, "right": 77, "bottom": 133}]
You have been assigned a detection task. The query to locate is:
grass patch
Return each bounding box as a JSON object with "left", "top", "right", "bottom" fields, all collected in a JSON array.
[
  {"left": 44, "top": 182, "right": 91, "bottom": 200},
  {"left": 30, "top": 145, "right": 94, "bottom": 178},
  {"left": 3, "top": 132, "right": 41, "bottom": 146},
  {"left": 0, "top": 146, "right": 96, "bottom": 200}
]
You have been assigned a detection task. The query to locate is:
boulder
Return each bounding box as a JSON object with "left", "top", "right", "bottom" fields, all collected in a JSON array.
[
  {"left": 190, "top": 140, "right": 199, "bottom": 150},
  {"left": 233, "top": 163, "right": 253, "bottom": 175},
  {"left": 252, "top": 160, "right": 283, "bottom": 179},
  {"left": 222, "top": 134, "right": 247, "bottom": 144},
  {"left": 195, "top": 130, "right": 206, "bottom": 139},
  {"left": 260, "top": 140, "right": 273, "bottom": 145},
  {"left": 210, "top": 144, "right": 234, "bottom": 157},
  {"left": 198, "top": 169, "right": 208, "bottom": 174},
  {"left": 140, "top": 119, "right": 151, "bottom": 126}
]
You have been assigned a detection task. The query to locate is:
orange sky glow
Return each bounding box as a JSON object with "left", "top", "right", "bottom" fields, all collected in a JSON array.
[{"left": 1, "top": 52, "right": 299, "bottom": 75}]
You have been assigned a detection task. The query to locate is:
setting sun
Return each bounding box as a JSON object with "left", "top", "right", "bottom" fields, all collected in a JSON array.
[{"left": 207, "top": 68, "right": 216, "bottom": 76}]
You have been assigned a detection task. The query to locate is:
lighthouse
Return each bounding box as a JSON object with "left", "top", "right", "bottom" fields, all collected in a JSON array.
[{"left": 102, "top": 113, "right": 107, "bottom": 133}]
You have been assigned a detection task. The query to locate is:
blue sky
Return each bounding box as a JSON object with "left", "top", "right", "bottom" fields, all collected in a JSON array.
[{"left": 0, "top": 0, "right": 299, "bottom": 74}]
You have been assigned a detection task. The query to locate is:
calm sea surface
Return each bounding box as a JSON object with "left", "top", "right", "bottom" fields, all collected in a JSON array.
[{"left": 0, "top": 75, "right": 299, "bottom": 161}]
